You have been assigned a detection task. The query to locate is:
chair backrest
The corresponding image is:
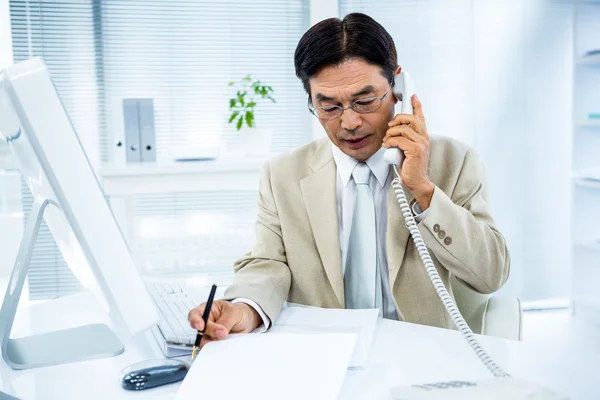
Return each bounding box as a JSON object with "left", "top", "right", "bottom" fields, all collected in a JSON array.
[{"left": 450, "top": 275, "right": 489, "bottom": 334}]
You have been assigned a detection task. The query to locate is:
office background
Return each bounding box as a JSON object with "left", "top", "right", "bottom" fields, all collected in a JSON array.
[{"left": 0, "top": 0, "right": 596, "bottom": 321}]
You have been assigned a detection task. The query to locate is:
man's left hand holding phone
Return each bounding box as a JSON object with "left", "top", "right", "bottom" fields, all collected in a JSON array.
[{"left": 187, "top": 301, "right": 262, "bottom": 349}]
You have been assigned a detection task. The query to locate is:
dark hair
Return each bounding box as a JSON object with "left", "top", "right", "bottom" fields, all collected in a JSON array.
[{"left": 294, "top": 13, "right": 398, "bottom": 98}]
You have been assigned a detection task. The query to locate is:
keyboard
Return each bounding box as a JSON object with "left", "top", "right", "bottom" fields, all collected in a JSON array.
[{"left": 145, "top": 280, "right": 199, "bottom": 355}]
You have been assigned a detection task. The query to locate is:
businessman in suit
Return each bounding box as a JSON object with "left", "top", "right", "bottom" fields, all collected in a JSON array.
[{"left": 188, "top": 13, "right": 510, "bottom": 346}]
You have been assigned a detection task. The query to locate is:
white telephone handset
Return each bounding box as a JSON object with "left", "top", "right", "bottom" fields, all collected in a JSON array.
[
  {"left": 383, "top": 71, "right": 415, "bottom": 167},
  {"left": 385, "top": 74, "right": 566, "bottom": 399}
]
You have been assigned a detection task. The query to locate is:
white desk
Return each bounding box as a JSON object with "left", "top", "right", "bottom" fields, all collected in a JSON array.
[{"left": 0, "top": 289, "right": 598, "bottom": 399}]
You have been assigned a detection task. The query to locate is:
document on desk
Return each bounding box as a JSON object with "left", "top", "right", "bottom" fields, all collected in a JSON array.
[
  {"left": 175, "top": 332, "right": 357, "bottom": 400},
  {"left": 270, "top": 305, "right": 379, "bottom": 369}
]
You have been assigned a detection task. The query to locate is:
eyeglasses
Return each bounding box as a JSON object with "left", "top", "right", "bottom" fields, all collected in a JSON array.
[{"left": 308, "top": 84, "right": 392, "bottom": 121}]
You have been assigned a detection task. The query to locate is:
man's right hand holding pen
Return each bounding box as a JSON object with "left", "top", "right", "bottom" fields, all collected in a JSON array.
[{"left": 187, "top": 301, "right": 262, "bottom": 349}]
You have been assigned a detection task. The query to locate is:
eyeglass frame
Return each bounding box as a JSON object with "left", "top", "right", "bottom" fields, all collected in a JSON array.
[{"left": 307, "top": 79, "right": 394, "bottom": 121}]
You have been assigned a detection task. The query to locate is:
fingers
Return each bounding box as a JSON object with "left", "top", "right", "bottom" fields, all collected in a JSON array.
[
  {"left": 188, "top": 304, "right": 207, "bottom": 331},
  {"left": 388, "top": 94, "right": 427, "bottom": 134},
  {"left": 388, "top": 113, "right": 419, "bottom": 128},
  {"left": 382, "top": 135, "right": 412, "bottom": 150},
  {"left": 188, "top": 300, "right": 227, "bottom": 338},
  {"left": 188, "top": 300, "right": 245, "bottom": 342},
  {"left": 412, "top": 94, "right": 425, "bottom": 123},
  {"left": 202, "top": 320, "right": 229, "bottom": 340},
  {"left": 187, "top": 300, "right": 255, "bottom": 351},
  {"left": 384, "top": 124, "right": 427, "bottom": 145}
]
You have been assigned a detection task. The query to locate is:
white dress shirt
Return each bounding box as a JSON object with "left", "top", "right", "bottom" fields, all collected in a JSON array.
[{"left": 238, "top": 145, "right": 428, "bottom": 330}]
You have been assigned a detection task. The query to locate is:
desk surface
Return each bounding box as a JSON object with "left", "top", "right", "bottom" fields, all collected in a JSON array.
[{"left": 1, "top": 290, "right": 598, "bottom": 400}]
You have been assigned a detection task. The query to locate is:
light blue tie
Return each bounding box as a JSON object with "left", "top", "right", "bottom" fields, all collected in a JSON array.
[{"left": 344, "top": 162, "right": 382, "bottom": 310}]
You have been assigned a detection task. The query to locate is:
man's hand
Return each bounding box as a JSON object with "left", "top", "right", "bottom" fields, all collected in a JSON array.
[
  {"left": 187, "top": 300, "right": 262, "bottom": 348},
  {"left": 383, "top": 94, "right": 434, "bottom": 211}
]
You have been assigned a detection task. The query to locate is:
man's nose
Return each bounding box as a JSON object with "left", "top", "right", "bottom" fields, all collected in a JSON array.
[{"left": 340, "top": 108, "right": 362, "bottom": 132}]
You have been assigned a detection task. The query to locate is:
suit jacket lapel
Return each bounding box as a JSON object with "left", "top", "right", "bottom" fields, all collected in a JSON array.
[
  {"left": 386, "top": 179, "right": 414, "bottom": 287},
  {"left": 300, "top": 142, "right": 344, "bottom": 308}
]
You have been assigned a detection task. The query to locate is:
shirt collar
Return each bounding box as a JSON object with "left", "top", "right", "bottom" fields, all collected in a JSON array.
[{"left": 331, "top": 143, "right": 390, "bottom": 188}]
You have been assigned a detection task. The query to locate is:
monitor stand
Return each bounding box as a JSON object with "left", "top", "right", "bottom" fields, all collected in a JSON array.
[{"left": 0, "top": 198, "right": 124, "bottom": 370}]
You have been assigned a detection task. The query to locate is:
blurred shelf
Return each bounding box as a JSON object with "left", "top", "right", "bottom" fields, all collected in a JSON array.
[
  {"left": 573, "top": 178, "right": 600, "bottom": 189},
  {"left": 99, "top": 158, "right": 264, "bottom": 196},
  {"left": 574, "top": 241, "right": 600, "bottom": 251},
  {"left": 573, "top": 168, "right": 600, "bottom": 188},
  {"left": 576, "top": 119, "right": 600, "bottom": 127},
  {"left": 577, "top": 53, "right": 600, "bottom": 66},
  {"left": 100, "top": 158, "right": 264, "bottom": 178}
]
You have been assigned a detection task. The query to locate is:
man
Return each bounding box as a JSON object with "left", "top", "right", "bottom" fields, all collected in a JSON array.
[{"left": 188, "top": 13, "right": 510, "bottom": 347}]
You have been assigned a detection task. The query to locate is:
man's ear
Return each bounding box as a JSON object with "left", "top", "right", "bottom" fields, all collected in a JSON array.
[{"left": 392, "top": 66, "right": 402, "bottom": 104}]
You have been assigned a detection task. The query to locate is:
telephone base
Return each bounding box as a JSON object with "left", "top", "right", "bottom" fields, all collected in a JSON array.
[{"left": 390, "top": 378, "right": 569, "bottom": 400}]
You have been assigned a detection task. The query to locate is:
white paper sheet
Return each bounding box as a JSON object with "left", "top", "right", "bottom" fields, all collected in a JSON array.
[
  {"left": 175, "top": 332, "right": 357, "bottom": 400},
  {"left": 270, "top": 305, "right": 379, "bottom": 368}
]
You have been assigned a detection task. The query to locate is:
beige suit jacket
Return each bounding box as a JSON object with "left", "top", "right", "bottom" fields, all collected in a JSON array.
[{"left": 224, "top": 136, "right": 510, "bottom": 329}]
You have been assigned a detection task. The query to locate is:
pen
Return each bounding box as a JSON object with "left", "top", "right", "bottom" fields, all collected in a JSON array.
[{"left": 192, "top": 283, "right": 217, "bottom": 359}]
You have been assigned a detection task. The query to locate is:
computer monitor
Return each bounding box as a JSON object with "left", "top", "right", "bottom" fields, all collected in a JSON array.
[{"left": 0, "top": 58, "right": 159, "bottom": 369}]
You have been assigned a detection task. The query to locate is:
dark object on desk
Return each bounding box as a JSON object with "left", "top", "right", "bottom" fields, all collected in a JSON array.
[{"left": 121, "top": 359, "right": 189, "bottom": 391}]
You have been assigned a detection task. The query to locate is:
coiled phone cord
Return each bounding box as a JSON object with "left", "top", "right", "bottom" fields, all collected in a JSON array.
[{"left": 391, "top": 165, "right": 510, "bottom": 378}]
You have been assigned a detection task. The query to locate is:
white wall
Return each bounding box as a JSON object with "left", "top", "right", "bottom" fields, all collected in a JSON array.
[{"left": 339, "top": 0, "right": 573, "bottom": 301}]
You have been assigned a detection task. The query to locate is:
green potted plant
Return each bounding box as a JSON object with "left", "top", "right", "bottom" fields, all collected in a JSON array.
[{"left": 228, "top": 75, "right": 275, "bottom": 157}]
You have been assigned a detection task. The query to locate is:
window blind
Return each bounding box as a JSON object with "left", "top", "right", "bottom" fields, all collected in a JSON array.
[
  {"left": 9, "top": 0, "right": 311, "bottom": 299},
  {"left": 99, "top": 0, "right": 311, "bottom": 163}
]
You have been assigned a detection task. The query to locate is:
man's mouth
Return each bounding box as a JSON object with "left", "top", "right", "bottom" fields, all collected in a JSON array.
[{"left": 344, "top": 136, "right": 369, "bottom": 149}]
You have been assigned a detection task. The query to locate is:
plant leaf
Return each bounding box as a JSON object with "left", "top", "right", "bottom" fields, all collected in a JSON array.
[
  {"left": 228, "top": 111, "right": 239, "bottom": 123},
  {"left": 228, "top": 81, "right": 235, "bottom": 86},
  {"left": 268, "top": 96, "right": 276, "bottom": 103},
  {"left": 246, "top": 112, "right": 254, "bottom": 128},
  {"left": 236, "top": 116, "right": 244, "bottom": 131},
  {"left": 229, "top": 98, "right": 236, "bottom": 108},
  {"left": 247, "top": 101, "right": 257, "bottom": 108}
]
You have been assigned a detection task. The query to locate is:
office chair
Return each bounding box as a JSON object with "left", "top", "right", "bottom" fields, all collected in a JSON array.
[{"left": 450, "top": 275, "right": 523, "bottom": 341}]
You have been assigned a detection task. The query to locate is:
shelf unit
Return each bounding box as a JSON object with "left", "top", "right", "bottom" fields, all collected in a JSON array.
[{"left": 572, "top": 0, "right": 600, "bottom": 325}]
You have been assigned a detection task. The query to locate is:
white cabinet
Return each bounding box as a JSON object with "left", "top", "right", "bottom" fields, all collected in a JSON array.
[{"left": 572, "top": 0, "right": 600, "bottom": 324}]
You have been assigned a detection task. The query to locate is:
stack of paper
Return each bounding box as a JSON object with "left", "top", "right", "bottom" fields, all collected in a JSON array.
[
  {"left": 175, "top": 332, "right": 357, "bottom": 400},
  {"left": 271, "top": 305, "right": 379, "bottom": 369}
]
